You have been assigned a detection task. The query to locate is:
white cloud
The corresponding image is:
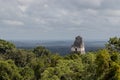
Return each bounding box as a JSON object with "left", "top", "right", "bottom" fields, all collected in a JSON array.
[
  {"left": 71, "top": 19, "right": 83, "bottom": 25},
  {"left": 18, "top": 5, "right": 27, "bottom": 12},
  {"left": 2, "top": 20, "right": 24, "bottom": 26},
  {"left": 17, "top": 0, "right": 34, "bottom": 12},
  {"left": 104, "top": 10, "right": 120, "bottom": 16},
  {"left": 34, "top": 18, "right": 46, "bottom": 24},
  {"left": 17, "top": 0, "right": 34, "bottom": 5},
  {"left": 80, "top": 0, "right": 103, "bottom": 6},
  {"left": 84, "top": 9, "right": 98, "bottom": 16},
  {"left": 44, "top": 4, "right": 49, "bottom": 8},
  {"left": 0, "top": 0, "right": 120, "bottom": 40},
  {"left": 106, "top": 17, "right": 120, "bottom": 25}
]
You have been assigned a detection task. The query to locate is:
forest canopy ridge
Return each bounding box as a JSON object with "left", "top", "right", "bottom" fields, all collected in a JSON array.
[{"left": 0, "top": 37, "right": 120, "bottom": 80}]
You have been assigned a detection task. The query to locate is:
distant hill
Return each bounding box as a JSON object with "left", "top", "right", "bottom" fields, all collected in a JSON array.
[{"left": 10, "top": 40, "right": 106, "bottom": 55}]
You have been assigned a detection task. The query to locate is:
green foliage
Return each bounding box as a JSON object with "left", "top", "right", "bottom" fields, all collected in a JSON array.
[
  {"left": 106, "top": 37, "right": 120, "bottom": 52},
  {"left": 80, "top": 53, "right": 96, "bottom": 80},
  {"left": 103, "top": 62, "right": 120, "bottom": 80},
  {"left": 0, "top": 39, "right": 16, "bottom": 54},
  {"left": 110, "top": 52, "right": 119, "bottom": 63},
  {"left": 30, "top": 58, "right": 46, "bottom": 80},
  {"left": 49, "top": 54, "right": 62, "bottom": 67},
  {"left": 20, "top": 66, "right": 34, "bottom": 80},
  {"left": 6, "top": 49, "right": 35, "bottom": 67},
  {"left": 0, "top": 39, "right": 120, "bottom": 80},
  {"left": 95, "top": 49, "right": 120, "bottom": 80},
  {"left": 41, "top": 59, "right": 83, "bottom": 80},
  {"left": 33, "top": 46, "right": 50, "bottom": 57},
  {"left": 95, "top": 49, "right": 111, "bottom": 79},
  {"left": 0, "top": 60, "right": 22, "bottom": 80},
  {"left": 41, "top": 67, "right": 59, "bottom": 80}
]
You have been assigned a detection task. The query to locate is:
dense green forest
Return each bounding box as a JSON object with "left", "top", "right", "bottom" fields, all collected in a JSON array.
[{"left": 0, "top": 37, "right": 120, "bottom": 80}]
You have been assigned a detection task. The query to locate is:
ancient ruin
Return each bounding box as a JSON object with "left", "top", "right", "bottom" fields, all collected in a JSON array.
[{"left": 71, "top": 36, "right": 85, "bottom": 54}]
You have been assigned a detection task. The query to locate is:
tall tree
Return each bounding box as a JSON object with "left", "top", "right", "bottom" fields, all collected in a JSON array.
[
  {"left": 0, "top": 39, "right": 16, "bottom": 54},
  {"left": 106, "top": 37, "right": 120, "bottom": 52}
]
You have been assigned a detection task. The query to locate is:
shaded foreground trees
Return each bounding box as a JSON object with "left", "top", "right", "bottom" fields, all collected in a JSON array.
[
  {"left": 106, "top": 37, "right": 120, "bottom": 52},
  {"left": 0, "top": 39, "right": 15, "bottom": 54},
  {"left": 0, "top": 60, "right": 22, "bottom": 80},
  {"left": 0, "top": 38, "right": 120, "bottom": 80}
]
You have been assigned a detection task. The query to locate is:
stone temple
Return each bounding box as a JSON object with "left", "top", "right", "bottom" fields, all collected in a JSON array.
[{"left": 71, "top": 36, "right": 85, "bottom": 54}]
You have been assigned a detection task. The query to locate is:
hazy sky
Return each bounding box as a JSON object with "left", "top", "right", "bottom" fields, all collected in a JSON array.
[{"left": 0, "top": 0, "right": 120, "bottom": 40}]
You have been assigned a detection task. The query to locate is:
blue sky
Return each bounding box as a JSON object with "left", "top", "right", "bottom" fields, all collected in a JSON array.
[{"left": 0, "top": 0, "right": 120, "bottom": 41}]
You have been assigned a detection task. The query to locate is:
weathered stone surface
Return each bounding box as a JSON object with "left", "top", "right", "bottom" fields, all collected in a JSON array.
[
  {"left": 71, "top": 36, "right": 85, "bottom": 54},
  {"left": 72, "top": 36, "right": 82, "bottom": 48}
]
